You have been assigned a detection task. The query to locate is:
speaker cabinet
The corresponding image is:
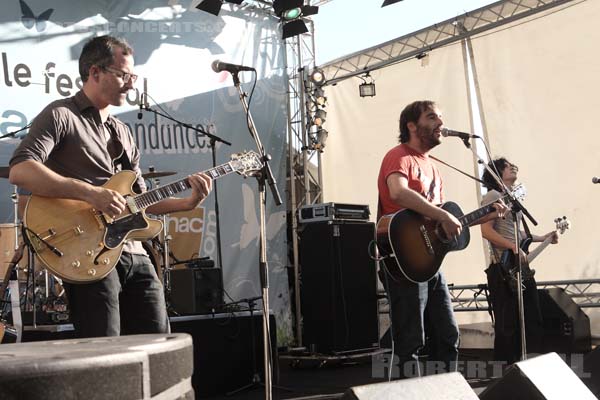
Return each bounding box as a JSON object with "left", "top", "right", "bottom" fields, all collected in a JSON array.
[
  {"left": 0, "top": 333, "right": 194, "bottom": 400},
  {"left": 582, "top": 346, "right": 600, "bottom": 396},
  {"left": 342, "top": 372, "right": 478, "bottom": 399},
  {"left": 538, "top": 288, "right": 591, "bottom": 354},
  {"left": 170, "top": 312, "right": 277, "bottom": 397},
  {"left": 299, "top": 221, "right": 379, "bottom": 354},
  {"left": 169, "top": 267, "right": 223, "bottom": 315},
  {"left": 480, "top": 352, "right": 596, "bottom": 400}
]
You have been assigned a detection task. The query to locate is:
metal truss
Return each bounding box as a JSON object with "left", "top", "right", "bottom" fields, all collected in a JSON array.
[
  {"left": 283, "top": 16, "right": 324, "bottom": 346},
  {"left": 448, "top": 279, "right": 600, "bottom": 312},
  {"left": 319, "top": 0, "right": 575, "bottom": 86}
]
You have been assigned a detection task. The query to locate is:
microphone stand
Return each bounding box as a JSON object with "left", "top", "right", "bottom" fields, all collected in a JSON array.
[
  {"left": 230, "top": 70, "right": 283, "bottom": 400},
  {"left": 139, "top": 103, "right": 230, "bottom": 291},
  {"left": 0, "top": 123, "right": 32, "bottom": 139}
]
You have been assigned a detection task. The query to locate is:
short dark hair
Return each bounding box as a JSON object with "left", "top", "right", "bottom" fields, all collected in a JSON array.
[
  {"left": 482, "top": 157, "right": 512, "bottom": 192},
  {"left": 79, "top": 35, "right": 133, "bottom": 82},
  {"left": 398, "top": 100, "right": 436, "bottom": 143}
]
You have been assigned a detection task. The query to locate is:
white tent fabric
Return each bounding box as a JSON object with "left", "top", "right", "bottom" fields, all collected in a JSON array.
[{"left": 471, "top": 0, "right": 600, "bottom": 330}]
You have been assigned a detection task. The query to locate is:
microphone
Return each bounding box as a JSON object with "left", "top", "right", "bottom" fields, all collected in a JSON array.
[
  {"left": 211, "top": 60, "right": 255, "bottom": 74},
  {"left": 593, "top": 177, "right": 600, "bottom": 184},
  {"left": 137, "top": 78, "right": 148, "bottom": 120},
  {"left": 441, "top": 128, "right": 479, "bottom": 140}
]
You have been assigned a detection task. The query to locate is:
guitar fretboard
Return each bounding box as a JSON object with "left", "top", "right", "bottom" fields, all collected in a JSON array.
[
  {"left": 133, "top": 162, "right": 236, "bottom": 209},
  {"left": 459, "top": 202, "right": 498, "bottom": 227}
]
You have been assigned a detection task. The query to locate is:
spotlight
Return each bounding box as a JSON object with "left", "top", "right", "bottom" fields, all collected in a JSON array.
[
  {"left": 273, "top": 0, "right": 319, "bottom": 40},
  {"left": 308, "top": 68, "right": 325, "bottom": 86},
  {"left": 313, "top": 88, "right": 326, "bottom": 106},
  {"left": 381, "top": 0, "right": 404, "bottom": 7},
  {"left": 313, "top": 109, "right": 327, "bottom": 126},
  {"left": 316, "top": 128, "right": 328, "bottom": 150},
  {"left": 358, "top": 73, "right": 376, "bottom": 97},
  {"left": 196, "top": 0, "right": 244, "bottom": 16}
]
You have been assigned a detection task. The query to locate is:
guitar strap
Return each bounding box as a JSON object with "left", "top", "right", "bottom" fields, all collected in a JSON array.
[{"left": 105, "top": 121, "right": 142, "bottom": 194}]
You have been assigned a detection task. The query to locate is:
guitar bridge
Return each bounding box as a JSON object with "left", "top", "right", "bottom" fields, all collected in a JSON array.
[{"left": 420, "top": 225, "right": 435, "bottom": 255}]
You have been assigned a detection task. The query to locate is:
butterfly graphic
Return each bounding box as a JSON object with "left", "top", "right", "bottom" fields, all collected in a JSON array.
[
  {"left": 236, "top": 183, "right": 286, "bottom": 250},
  {"left": 19, "top": 0, "right": 54, "bottom": 32}
]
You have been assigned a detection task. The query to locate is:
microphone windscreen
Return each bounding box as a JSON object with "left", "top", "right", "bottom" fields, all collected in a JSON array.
[{"left": 211, "top": 60, "right": 220, "bottom": 73}]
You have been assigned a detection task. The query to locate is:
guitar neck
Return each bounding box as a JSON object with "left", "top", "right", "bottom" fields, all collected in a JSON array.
[
  {"left": 459, "top": 202, "right": 498, "bottom": 227},
  {"left": 133, "top": 161, "right": 236, "bottom": 210},
  {"left": 527, "top": 234, "right": 554, "bottom": 264}
]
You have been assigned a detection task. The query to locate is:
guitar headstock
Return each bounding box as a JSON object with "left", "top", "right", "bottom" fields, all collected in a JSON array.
[
  {"left": 230, "top": 150, "right": 263, "bottom": 177},
  {"left": 511, "top": 183, "right": 527, "bottom": 201},
  {"left": 554, "top": 216, "right": 571, "bottom": 234}
]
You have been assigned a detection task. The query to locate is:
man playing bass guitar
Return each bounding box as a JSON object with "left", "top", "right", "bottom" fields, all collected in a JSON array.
[
  {"left": 481, "top": 158, "right": 558, "bottom": 364},
  {"left": 377, "top": 100, "right": 506, "bottom": 379}
]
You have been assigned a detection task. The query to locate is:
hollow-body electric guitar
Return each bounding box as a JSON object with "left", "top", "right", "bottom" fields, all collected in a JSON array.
[
  {"left": 23, "top": 151, "right": 262, "bottom": 283},
  {"left": 377, "top": 185, "right": 525, "bottom": 283}
]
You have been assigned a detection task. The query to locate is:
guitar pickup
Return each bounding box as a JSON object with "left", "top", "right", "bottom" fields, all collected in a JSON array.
[{"left": 420, "top": 225, "right": 435, "bottom": 255}]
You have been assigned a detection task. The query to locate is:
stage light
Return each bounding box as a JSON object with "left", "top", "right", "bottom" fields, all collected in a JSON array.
[
  {"left": 313, "top": 109, "right": 327, "bottom": 126},
  {"left": 196, "top": 0, "right": 244, "bottom": 16},
  {"left": 308, "top": 68, "right": 325, "bottom": 86},
  {"left": 358, "top": 73, "right": 376, "bottom": 97},
  {"left": 273, "top": 0, "right": 319, "bottom": 40},
  {"left": 381, "top": 0, "right": 404, "bottom": 7},
  {"left": 313, "top": 88, "right": 326, "bottom": 106}
]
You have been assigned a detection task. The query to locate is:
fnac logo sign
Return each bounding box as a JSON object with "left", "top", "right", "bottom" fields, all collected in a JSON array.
[{"left": 165, "top": 207, "right": 205, "bottom": 261}]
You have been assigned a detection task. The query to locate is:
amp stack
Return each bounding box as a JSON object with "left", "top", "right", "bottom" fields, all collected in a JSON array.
[{"left": 298, "top": 203, "right": 379, "bottom": 354}]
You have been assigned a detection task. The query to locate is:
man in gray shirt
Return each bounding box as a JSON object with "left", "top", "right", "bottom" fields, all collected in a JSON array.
[
  {"left": 480, "top": 157, "right": 558, "bottom": 363},
  {"left": 9, "top": 35, "right": 212, "bottom": 337}
]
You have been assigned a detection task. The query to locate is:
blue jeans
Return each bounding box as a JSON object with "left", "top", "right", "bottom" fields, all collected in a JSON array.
[
  {"left": 64, "top": 252, "right": 169, "bottom": 338},
  {"left": 380, "top": 269, "right": 459, "bottom": 378}
]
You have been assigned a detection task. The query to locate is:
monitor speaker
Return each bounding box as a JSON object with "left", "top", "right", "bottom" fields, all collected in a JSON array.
[
  {"left": 538, "top": 288, "right": 591, "bottom": 354},
  {"left": 170, "top": 267, "right": 223, "bottom": 315},
  {"left": 299, "top": 221, "right": 379, "bottom": 353},
  {"left": 342, "top": 372, "right": 478, "bottom": 399},
  {"left": 480, "top": 352, "right": 596, "bottom": 400}
]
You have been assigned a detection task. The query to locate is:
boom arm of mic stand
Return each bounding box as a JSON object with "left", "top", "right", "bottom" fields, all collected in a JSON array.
[
  {"left": 141, "top": 105, "right": 231, "bottom": 146},
  {"left": 231, "top": 72, "right": 282, "bottom": 206}
]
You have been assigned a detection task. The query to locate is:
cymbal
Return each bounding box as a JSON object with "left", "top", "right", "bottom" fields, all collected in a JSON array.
[
  {"left": 142, "top": 170, "right": 176, "bottom": 179},
  {"left": 0, "top": 167, "right": 9, "bottom": 179}
]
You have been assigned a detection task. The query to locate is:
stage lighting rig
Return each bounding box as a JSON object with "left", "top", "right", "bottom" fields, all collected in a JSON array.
[
  {"left": 358, "top": 73, "right": 376, "bottom": 98},
  {"left": 381, "top": 0, "right": 404, "bottom": 7},
  {"left": 195, "top": 0, "right": 244, "bottom": 16},
  {"left": 273, "top": 0, "right": 319, "bottom": 40}
]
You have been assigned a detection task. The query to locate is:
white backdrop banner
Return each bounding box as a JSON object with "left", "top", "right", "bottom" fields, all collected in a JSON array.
[{"left": 0, "top": 0, "right": 292, "bottom": 341}]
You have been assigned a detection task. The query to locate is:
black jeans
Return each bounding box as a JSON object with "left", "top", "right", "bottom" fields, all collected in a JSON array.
[
  {"left": 64, "top": 252, "right": 168, "bottom": 338},
  {"left": 486, "top": 263, "right": 543, "bottom": 364}
]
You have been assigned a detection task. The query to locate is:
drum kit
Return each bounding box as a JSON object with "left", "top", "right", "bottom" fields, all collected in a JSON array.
[{"left": 0, "top": 165, "right": 197, "bottom": 338}]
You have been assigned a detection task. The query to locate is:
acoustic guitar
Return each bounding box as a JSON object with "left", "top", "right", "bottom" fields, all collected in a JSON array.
[
  {"left": 23, "top": 151, "right": 262, "bottom": 283},
  {"left": 377, "top": 185, "right": 525, "bottom": 283}
]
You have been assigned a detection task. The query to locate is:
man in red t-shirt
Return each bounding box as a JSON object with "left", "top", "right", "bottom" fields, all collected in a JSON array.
[{"left": 377, "top": 100, "right": 505, "bottom": 379}]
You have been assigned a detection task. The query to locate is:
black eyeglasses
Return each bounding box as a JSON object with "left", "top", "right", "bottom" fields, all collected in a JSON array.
[{"left": 101, "top": 65, "right": 138, "bottom": 84}]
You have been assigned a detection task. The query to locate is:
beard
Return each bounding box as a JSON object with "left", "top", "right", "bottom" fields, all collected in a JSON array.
[{"left": 416, "top": 124, "right": 441, "bottom": 150}]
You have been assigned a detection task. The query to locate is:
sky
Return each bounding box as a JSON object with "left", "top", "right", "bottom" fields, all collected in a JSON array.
[{"left": 312, "top": 0, "right": 498, "bottom": 65}]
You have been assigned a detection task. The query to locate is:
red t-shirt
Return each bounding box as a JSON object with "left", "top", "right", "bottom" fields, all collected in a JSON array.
[{"left": 377, "top": 144, "right": 444, "bottom": 216}]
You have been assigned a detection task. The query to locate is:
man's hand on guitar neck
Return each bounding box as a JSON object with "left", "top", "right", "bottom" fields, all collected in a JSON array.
[{"left": 545, "top": 231, "right": 559, "bottom": 244}]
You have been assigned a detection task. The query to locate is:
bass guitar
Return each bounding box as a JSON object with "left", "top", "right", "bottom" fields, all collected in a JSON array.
[
  {"left": 377, "top": 185, "right": 525, "bottom": 283},
  {"left": 23, "top": 151, "right": 263, "bottom": 283},
  {"left": 499, "top": 216, "right": 570, "bottom": 291}
]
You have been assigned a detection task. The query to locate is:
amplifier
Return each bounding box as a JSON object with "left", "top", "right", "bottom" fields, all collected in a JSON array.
[{"left": 298, "top": 203, "right": 370, "bottom": 223}]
